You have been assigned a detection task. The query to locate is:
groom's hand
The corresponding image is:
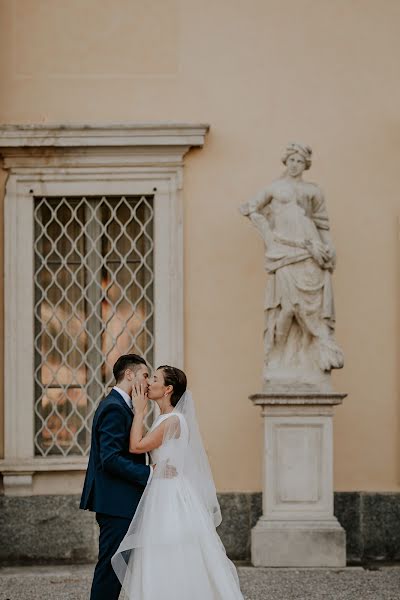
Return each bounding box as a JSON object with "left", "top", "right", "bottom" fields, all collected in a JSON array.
[
  {"left": 152, "top": 462, "right": 177, "bottom": 479},
  {"left": 164, "top": 464, "right": 177, "bottom": 478}
]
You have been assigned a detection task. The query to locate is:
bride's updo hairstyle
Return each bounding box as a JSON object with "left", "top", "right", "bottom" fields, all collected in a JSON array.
[{"left": 158, "top": 365, "right": 187, "bottom": 407}]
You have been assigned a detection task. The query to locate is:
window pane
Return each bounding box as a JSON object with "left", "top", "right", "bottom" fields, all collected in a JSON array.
[{"left": 34, "top": 196, "right": 154, "bottom": 457}]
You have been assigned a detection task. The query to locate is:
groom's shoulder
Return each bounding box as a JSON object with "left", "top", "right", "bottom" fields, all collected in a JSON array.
[{"left": 95, "top": 391, "right": 123, "bottom": 415}]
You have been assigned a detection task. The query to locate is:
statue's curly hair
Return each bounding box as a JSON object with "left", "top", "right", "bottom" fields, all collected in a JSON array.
[{"left": 282, "top": 142, "right": 312, "bottom": 170}]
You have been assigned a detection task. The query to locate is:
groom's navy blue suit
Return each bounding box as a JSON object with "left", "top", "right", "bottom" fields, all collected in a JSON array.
[{"left": 80, "top": 388, "right": 150, "bottom": 600}]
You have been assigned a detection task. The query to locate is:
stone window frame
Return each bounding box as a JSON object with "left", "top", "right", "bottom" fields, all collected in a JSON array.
[{"left": 0, "top": 123, "right": 208, "bottom": 494}]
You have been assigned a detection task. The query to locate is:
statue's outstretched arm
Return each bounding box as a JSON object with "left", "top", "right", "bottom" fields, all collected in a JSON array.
[
  {"left": 248, "top": 211, "right": 274, "bottom": 245},
  {"left": 240, "top": 187, "right": 274, "bottom": 245},
  {"left": 249, "top": 187, "right": 273, "bottom": 213},
  {"left": 240, "top": 187, "right": 272, "bottom": 216}
]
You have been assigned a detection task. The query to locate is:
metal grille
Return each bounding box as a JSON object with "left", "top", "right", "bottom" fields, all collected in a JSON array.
[{"left": 33, "top": 195, "right": 154, "bottom": 457}]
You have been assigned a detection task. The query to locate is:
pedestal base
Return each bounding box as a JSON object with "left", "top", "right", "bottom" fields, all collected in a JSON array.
[{"left": 251, "top": 518, "right": 346, "bottom": 567}]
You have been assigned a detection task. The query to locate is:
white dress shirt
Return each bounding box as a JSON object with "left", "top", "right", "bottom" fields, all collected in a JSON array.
[{"left": 113, "top": 386, "right": 153, "bottom": 484}]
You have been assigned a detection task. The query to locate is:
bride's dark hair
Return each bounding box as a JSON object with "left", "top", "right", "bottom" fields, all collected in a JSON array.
[{"left": 157, "top": 365, "right": 187, "bottom": 407}]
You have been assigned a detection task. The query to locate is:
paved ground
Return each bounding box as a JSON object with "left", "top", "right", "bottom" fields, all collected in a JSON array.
[{"left": 0, "top": 564, "right": 399, "bottom": 600}]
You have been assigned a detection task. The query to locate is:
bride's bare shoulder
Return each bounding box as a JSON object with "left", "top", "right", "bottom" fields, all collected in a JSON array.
[{"left": 161, "top": 413, "right": 182, "bottom": 438}]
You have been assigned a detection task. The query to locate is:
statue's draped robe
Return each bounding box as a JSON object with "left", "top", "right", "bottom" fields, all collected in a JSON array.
[{"left": 248, "top": 182, "right": 338, "bottom": 370}]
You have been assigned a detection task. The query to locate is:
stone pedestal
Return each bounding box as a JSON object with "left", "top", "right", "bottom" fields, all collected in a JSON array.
[{"left": 250, "top": 393, "right": 347, "bottom": 567}]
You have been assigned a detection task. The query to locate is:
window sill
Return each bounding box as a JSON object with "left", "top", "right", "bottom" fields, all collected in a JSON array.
[
  {"left": 0, "top": 457, "right": 88, "bottom": 472},
  {"left": 0, "top": 458, "right": 88, "bottom": 496}
]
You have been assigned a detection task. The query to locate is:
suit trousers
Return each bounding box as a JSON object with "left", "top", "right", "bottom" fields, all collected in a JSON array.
[{"left": 90, "top": 513, "right": 131, "bottom": 600}]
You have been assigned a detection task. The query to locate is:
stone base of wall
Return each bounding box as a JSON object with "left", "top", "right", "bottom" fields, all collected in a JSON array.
[
  {"left": 219, "top": 492, "right": 400, "bottom": 564},
  {"left": 0, "top": 496, "right": 98, "bottom": 565},
  {"left": 1, "top": 492, "right": 399, "bottom": 565}
]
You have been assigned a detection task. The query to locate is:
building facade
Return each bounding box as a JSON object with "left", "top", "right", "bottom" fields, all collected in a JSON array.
[{"left": 0, "top": 0, "right": 399, "bottom": 563}]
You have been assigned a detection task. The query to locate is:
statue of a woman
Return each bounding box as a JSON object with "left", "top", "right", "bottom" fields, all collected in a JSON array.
[{"left": 240, "top": 143, "right": 343, "bottom": 392}]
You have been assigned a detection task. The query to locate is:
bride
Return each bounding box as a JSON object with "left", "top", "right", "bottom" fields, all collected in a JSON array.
[{"left": 111, "top": 365, "right": 244, "bottom": 600}]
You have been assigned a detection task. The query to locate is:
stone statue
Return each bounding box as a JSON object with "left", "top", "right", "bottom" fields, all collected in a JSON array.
[{"left": 240, "top": 143, "right": 344, "bottom": 392}]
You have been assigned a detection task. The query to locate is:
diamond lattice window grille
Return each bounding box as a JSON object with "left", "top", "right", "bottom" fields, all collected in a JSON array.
[{"left": 33, "top": 195, "right": 154, "bottom": 457}]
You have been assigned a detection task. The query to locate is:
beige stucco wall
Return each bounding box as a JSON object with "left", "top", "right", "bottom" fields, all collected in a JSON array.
[{"left": 0, "top": 0, "right": 399, "bottom": 492}]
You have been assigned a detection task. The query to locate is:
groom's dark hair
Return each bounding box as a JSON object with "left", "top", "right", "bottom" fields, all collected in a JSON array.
[{"left": 113, "top": 354, "right": 147, "bottom": 383}]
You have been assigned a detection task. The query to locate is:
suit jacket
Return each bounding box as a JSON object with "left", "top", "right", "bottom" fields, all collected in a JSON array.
[{"left": 80, "top": 388, "right": 150, "bottom": 519}]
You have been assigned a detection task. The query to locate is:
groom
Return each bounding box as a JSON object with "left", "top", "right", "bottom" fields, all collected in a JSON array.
[{"left": 80, "top": 354, "right": 152, "bottom": 600}]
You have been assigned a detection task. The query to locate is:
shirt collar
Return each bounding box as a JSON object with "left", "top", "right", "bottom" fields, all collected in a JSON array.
[{"left": 112, "top": 386, "right": 132, "bottom": 407}]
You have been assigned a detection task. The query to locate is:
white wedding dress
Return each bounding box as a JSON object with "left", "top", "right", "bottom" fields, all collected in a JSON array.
[{"left": 112, "top": 394, "right": 244, "bottom": 600}]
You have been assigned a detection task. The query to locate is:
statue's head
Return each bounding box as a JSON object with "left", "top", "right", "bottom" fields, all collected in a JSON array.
[{"left": 282, "top": 143, "right": 312, "bottom": 175}]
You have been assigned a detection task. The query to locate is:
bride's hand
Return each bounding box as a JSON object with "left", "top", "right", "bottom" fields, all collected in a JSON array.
[{"left": 132, "top": 382, "right": 148, "bottom": 414}]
